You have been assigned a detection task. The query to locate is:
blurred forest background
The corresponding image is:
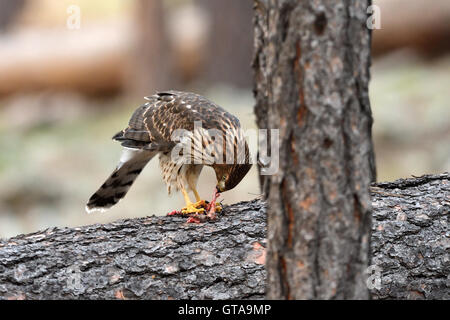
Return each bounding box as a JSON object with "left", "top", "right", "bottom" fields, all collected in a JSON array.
[{"left": 0, "top": 0, "right": 449, "bottom": 238}]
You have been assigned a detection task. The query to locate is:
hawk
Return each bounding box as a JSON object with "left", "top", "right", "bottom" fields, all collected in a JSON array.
[{"left": 86, "top": 91, "right": 251, "bottom": 221}]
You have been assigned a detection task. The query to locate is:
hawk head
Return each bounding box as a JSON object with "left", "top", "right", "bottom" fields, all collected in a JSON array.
[{"left": 214, "top": 163, "right": 252, "bottom": 192}]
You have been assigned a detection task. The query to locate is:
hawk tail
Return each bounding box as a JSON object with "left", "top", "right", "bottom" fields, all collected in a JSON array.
[{"left": 85, "top": 149, "right": 155, "bottom": 213}]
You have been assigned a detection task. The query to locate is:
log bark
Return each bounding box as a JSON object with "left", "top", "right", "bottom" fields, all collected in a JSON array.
[
  {"left": 370, "top": 173, "right": 449, "bottom": 300},
  {"left": 253, "top": 0, "right": 376, "bottom": 299},
  {"left": 0, "top": 173, "right": 448, "bottom": 300}
]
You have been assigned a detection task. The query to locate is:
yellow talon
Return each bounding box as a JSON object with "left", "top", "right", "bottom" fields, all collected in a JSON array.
[
  {"left": 213, "top": 203, "right": 222, "bottom": 212},
  {"left": 179, "top": 187, "right": 222, "bottom": 216},
  {"left": 193, "top": 200, "right": 206, "bottom": 208},
  {"left": 181, "top": 202, "right": 205, "bottom": 214}
]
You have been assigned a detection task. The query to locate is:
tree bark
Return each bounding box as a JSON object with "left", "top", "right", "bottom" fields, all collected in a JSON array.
[
  {"left": 0, "top": 174, "right": 448, "bottom": 300},
  {"left": 370, "top": 174, "right": 449, "bottom": 300},
  {"left": 253, "top": 0, "right": 376, "bottom": 299},
  {"left": 0, "top": 200, "right": 267, "bottom": 300}
]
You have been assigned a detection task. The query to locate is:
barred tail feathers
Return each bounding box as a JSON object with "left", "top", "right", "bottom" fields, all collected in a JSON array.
[{"left": 85, "top": 149, "right": 155, "bottom": 213}]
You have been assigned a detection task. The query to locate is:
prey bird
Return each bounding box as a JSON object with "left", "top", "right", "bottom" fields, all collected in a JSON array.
[{"left": 86, "top": 91, "right": 251, "bottom": 222}]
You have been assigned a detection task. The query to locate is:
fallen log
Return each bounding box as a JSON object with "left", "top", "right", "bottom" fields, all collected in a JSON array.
[{"left": 0, "top": 173, "right": 448, "bottom": 299}]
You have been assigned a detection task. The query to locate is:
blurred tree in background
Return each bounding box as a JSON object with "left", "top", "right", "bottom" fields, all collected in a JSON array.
[
  {"left": 131, "top": 0, "right": 253, "bottom": 96},
  {"left": 0, "top": 0, "right": 25, "bottom": 32},
  {"left": 131, "top": 0, "right": 169, "bottom": 96}
]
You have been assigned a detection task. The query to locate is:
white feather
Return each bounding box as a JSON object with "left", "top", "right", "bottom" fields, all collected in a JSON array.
[
  {"left": 117, "top": 148, "right": 140, "bottom": 169},
  {"left": 85, "top": 205, "right": 108, "bottom": 214}
]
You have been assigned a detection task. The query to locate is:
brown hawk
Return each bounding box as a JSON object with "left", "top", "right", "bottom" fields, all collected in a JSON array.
[{"left": 86, "top": 91, "right": 251, "bottom": 221}]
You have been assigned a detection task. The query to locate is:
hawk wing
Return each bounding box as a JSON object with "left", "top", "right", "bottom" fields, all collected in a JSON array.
[{"left": 112, "top": 91, "right": 242, "bottom": 154}]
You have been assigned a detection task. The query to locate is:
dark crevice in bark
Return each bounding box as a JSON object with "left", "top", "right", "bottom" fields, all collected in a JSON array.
[{"left": 375, "top": 173, "right": 449, "bottom": 190}]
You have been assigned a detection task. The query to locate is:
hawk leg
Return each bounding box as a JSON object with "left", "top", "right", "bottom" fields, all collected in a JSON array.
[
  {"left": 170, "top": 188, "right": 221, "bottom": 223},
  {"left": 181, "top": 188, "right": 206, "bottom": 214},
  {"left": 192, "top": 188, "right": 207, "bottom": 209}
]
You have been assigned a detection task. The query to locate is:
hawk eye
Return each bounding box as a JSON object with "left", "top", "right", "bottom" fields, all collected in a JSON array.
[{"left": 222, "top": 175, "right": 227, "bottom": 181}]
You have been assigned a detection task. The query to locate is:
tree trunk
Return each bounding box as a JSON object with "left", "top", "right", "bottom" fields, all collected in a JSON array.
[
  {"left": 253, "top": 0, "right": 376, "bottom": 299},
  {"left": 0, "top": 174, "right": 448, "bottom": 300}
]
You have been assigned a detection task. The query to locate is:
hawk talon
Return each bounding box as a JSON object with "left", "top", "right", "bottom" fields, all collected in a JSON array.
[
  {"left": 181, "top": 202, "right": 206, "bottom": 215},
  {"left": 192, "top": 200, "right": 207, "bottom": 208}
]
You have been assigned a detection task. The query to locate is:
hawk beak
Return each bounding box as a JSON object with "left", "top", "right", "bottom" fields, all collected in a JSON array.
[{"left": 217, "top": 182, "right": 224, "bottom": 193}]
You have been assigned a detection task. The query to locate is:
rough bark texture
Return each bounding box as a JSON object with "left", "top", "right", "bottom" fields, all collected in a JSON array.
[
  {"left": 253, "top": 0, "right": 376, "bottom": 299},
  {"left": 0, "top": 174, "right": 448, "bottom": 300},
  {"left": 370, "top": 174, "right": 449, "bottom": 300},
  {"left": 0, "top": 201, "right": 266, "bottom": 300}
]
